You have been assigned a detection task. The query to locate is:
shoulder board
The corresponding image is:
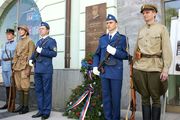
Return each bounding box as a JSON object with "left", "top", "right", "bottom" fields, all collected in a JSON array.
[
  {"left": 121, "top": 34, "right": 126, "bottom": 39},
  {"left": 100, "top": 33, "right": 107, "bottom": 38},
  {"left": 118, "top": 33, "right": 126, "bottom": 38}
]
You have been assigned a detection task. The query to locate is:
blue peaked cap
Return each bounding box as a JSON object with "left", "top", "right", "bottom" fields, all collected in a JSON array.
[
  {"left": 106, "top": 14, "right": 117, "bottom": 22},
  {"left": 41, "top": 22, "right": 50, "bottom": 29}
]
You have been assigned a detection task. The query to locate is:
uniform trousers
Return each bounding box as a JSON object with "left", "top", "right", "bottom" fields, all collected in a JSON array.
[
  {"left": 2, "top": 71, "right": 12, "bottom": 87},
  {"left": 14, "top": 69, "right": 30, "bottom": 91},
  {"left": 133, "top": 69, "right": 168, "bottom": 107},
  {"left": 34, "top": 73, "right": 52, "bottom": 115},
  {"left": 101, "top": 78, "right": 122, "bottom": 120}
]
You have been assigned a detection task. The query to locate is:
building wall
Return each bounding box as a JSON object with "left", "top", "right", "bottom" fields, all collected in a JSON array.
[
  {"left": 71, "top": 0, "right": 118, "bottom": 68},
  {"left": 35, "top": 0, "right": 66, "bottom": 69},
  {"left": 0, "top": 0, "right": 169, "bottom": 111}
]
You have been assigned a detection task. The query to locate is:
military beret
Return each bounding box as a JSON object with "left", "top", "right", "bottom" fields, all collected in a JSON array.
[
  {"left": 6, "top": 28, "right": 14, "bottom": 35},
  {"left": 41, "top": 22, "right": 50, "bottom": 29},
  {"left": 106, "top": 14, "right": 117, "bottom": 23},
  {"left": 140, "top": 4, "right": 158, "bottom": 13}
]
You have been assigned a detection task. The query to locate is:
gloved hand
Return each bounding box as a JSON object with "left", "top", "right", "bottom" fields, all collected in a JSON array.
[
  {"left": 107, "top": 45, "right": 116, "bottom": 55},
  {"left": 29, "top": 60, "right": 34, "bottom": 67},
  {"left": 93, "top": 67, "right": 100, "bottom": 76},
  {"left": 36, "top": 47, "right": 42, "bottom": 53}
]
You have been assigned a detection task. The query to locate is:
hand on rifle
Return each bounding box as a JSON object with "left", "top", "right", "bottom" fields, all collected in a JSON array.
[
  {"left": 29, "top": 60, "right": 34, "bottom": 67},
  {"left": 107, "top": 45, "right": 116, "bottom": 55},
  {"left": 36, "top": 46, "right": 42, "bottom": 53},
  {"left": 93, "top": 67, "right": 100, "bottom": 76}
]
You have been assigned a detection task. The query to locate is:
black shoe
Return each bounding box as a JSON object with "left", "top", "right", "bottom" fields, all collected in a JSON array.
[
  {"left": 32, "top": 112, "right": 42, "bottom": 118},
  {"left": 0, "top": 104, "right": 8, "bottom": 110},
  {"left": 41, "top": 114, "right": 50, "bottom": 120},
  {"left": 13, "top": 105, "right": 24, "bottom": 113},
  {"left": 19, "top": 106, "right": 29, "bottom": 114}
]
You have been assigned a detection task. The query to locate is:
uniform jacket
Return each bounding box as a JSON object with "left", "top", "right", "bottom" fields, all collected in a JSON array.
[
  {"left": 133, "top": 23, "right": 172, "bottom": 72},
  {"left": 13, "top": 36, "right": 35, "bottom": 71},
  {"left": 30, "top": 36, "right": 57, "bottom": 73},
  {"left": 93, "top": 32, "right": 128, "bottom": 79},
  {"left": 1, "top": 40, "right": 17, "bottom": 71}
]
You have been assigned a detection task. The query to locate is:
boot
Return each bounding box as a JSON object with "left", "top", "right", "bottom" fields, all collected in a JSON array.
[
  {"left": 14, "top": 90, "right": 24, "bottom": 113},
  {"left": 19, "top": 91, "right": 29, "bottom": 114},
  {"left": 152, "top": 106, "right": 161, "bottom": 120},
  {"left": 0, "top": 87, "right": 10, "bottom": 109},
  {"left": 19, "top": 106, "right": 29, "bottom": 114},
  {"left": 142, "top": 105, "right": 151, "bottom": 120}
]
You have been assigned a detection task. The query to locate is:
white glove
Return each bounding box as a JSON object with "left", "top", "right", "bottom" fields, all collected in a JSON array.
[
  {"left": 29, "top": 60, "right": 34, "bottom": 67},
  {"left": 36, "top": 47, "right": 42, "bottom": 53},
  {"left": 107, "top": 45, "right": 116, "bottom": 55},
  {"left": 93, "top": 67, "right": 100, "bottom": 76}
]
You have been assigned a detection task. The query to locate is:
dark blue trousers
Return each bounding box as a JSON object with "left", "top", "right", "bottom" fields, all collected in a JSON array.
[
  {"left": 101, "top": 78, "right": 122, "bottom": 120},
  {"left": 34, "top": 73, "right": 52, "bottom": 115}
]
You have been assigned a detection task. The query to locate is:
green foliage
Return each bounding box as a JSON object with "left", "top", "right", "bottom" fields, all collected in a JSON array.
[{"left": 63, "top": 54, "right": 104, "bottom": 120}]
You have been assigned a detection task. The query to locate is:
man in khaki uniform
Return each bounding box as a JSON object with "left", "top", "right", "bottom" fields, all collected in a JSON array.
[
  {"left": 133, "top": 4, "right": 172, "bottom": 120},
  {"left": 13, "top": 25, "right": 35, "bottom": 114}
]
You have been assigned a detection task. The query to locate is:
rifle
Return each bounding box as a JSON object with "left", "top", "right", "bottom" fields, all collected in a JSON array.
[
  {"left": 7, "top": 52, "right": 16, "bottom": 112},
  {"left": 98, "top": 35, "right": 121, "bottom": 73},
  {"left": 125, "top": 27, "right": 136, "bottom": 120},
  {"left": 34, "top": 38, "right": 49, "bottom": 62},
  {"left": 129, "top": 60, "right": 136, "bottom": 120}
]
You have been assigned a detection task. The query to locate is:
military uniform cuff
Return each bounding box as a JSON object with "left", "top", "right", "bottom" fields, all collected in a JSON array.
[{"left": 162, "top": 67, "right": 169, "bottom": 73}]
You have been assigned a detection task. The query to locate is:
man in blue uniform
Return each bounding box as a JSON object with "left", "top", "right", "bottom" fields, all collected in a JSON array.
[
  {"left": 30, "top": 22, "right": 57, "bottom": 120},
  {"left": 0, "top": 29, "right": 17, "bottom": 110},
  {"left": 93, "top": 14, "right": 128, "bottom": 120}
]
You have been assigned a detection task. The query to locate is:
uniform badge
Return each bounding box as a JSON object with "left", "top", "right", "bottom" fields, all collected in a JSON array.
[{"left": 53, "top": 47, "right": 57, "bottom": 51}]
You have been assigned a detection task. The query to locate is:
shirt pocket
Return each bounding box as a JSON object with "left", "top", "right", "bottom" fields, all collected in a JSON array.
[{"left": 150, "top": 34, "right": 161, "bottom": 45}]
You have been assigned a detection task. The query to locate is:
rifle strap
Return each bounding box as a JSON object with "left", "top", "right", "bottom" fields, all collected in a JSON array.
[
  {"left": 5, "top": 43, "right": 11, "bottom": 59},
  {"left": 40, "top": 38, "right": 49, "bottom": 48},
  {"left": 104, "top": 34, "right": 121, "bottom": 60}
]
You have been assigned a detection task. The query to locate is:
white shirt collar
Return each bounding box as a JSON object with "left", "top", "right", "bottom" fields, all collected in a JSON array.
[
  {"left": 108, "top": 30, "right": 117, "bottom": 39},
  {"left": 41, "top": 35, "right": 48, "bottom": 39}
]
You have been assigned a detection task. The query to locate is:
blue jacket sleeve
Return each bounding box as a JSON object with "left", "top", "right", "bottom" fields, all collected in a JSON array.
[
  {"left": 114, "top": 36, "right": 128, "bottom": 59},
  {"left": 93, "top": 44, "right": 101, "bottom": 67},
  {"left": 40, "top": 39, "right": 57, "bottom": 58}
]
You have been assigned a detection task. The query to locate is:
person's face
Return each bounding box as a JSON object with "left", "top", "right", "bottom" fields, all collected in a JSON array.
[
  {"left": 39, "top": 26, "right": 49, "bottom": 37},
  {"left": 142, "top": 10, "right": 156, "bottom": 23},
  {"left": 92, "top": 6, "right": 98, "bottom": 16},
  {"left": 106, "top": 20, "right": 117, "bottom": 32},
  {"left": 6, "top": 33, "right": 14, "bottom": 41},
  {"left": 18, "top": 28, "right": 27, "bottom": 36}
]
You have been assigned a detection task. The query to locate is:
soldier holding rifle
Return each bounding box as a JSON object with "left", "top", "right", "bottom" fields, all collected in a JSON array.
[
  {"left": 93, "top": 14, "right": 128, "bottom": 120},
  {"left": 12, "top": 25, "right": 35, "bottom": 114},
  {"left": 0, "top": 29, "right": 17, "bottom": 110},
  {"left": 30, "top": 22, "right": 57, "bottom": 120},
  {"left": 133, "top": 4, "right": 172, "bottom": 120}
]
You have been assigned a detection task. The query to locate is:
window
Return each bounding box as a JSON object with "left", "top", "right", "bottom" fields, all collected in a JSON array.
[
  {"left": 164, "top": 0, "right": 180, "bottom": 31},
  {"left": 0, "top": 0, "right": 41, "bottom": 47}
]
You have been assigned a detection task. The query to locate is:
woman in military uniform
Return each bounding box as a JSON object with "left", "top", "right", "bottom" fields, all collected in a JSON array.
[{"left": 13, "top": 25, "right": 35, "bottom": 114}]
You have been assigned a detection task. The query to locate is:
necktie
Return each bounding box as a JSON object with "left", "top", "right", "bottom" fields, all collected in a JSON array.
[{"left": 109, "top": 35, "right": 112, "bottom": 41}]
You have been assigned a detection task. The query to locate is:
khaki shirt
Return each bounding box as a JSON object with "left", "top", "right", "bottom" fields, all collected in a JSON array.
[
  {"left": 13, "top": 36, "right": 35, "bottom": 71},
  {"left": 133, "top": 22, "right": 172, "bottom": 73}
]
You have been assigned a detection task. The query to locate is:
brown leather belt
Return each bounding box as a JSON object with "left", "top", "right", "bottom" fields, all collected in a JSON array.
[
  {"left": 141, "top": 54, "right": 161, "bottom": 58},
  {"left": 2, "top": 58, "right": 13, "bottom": 61}
]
